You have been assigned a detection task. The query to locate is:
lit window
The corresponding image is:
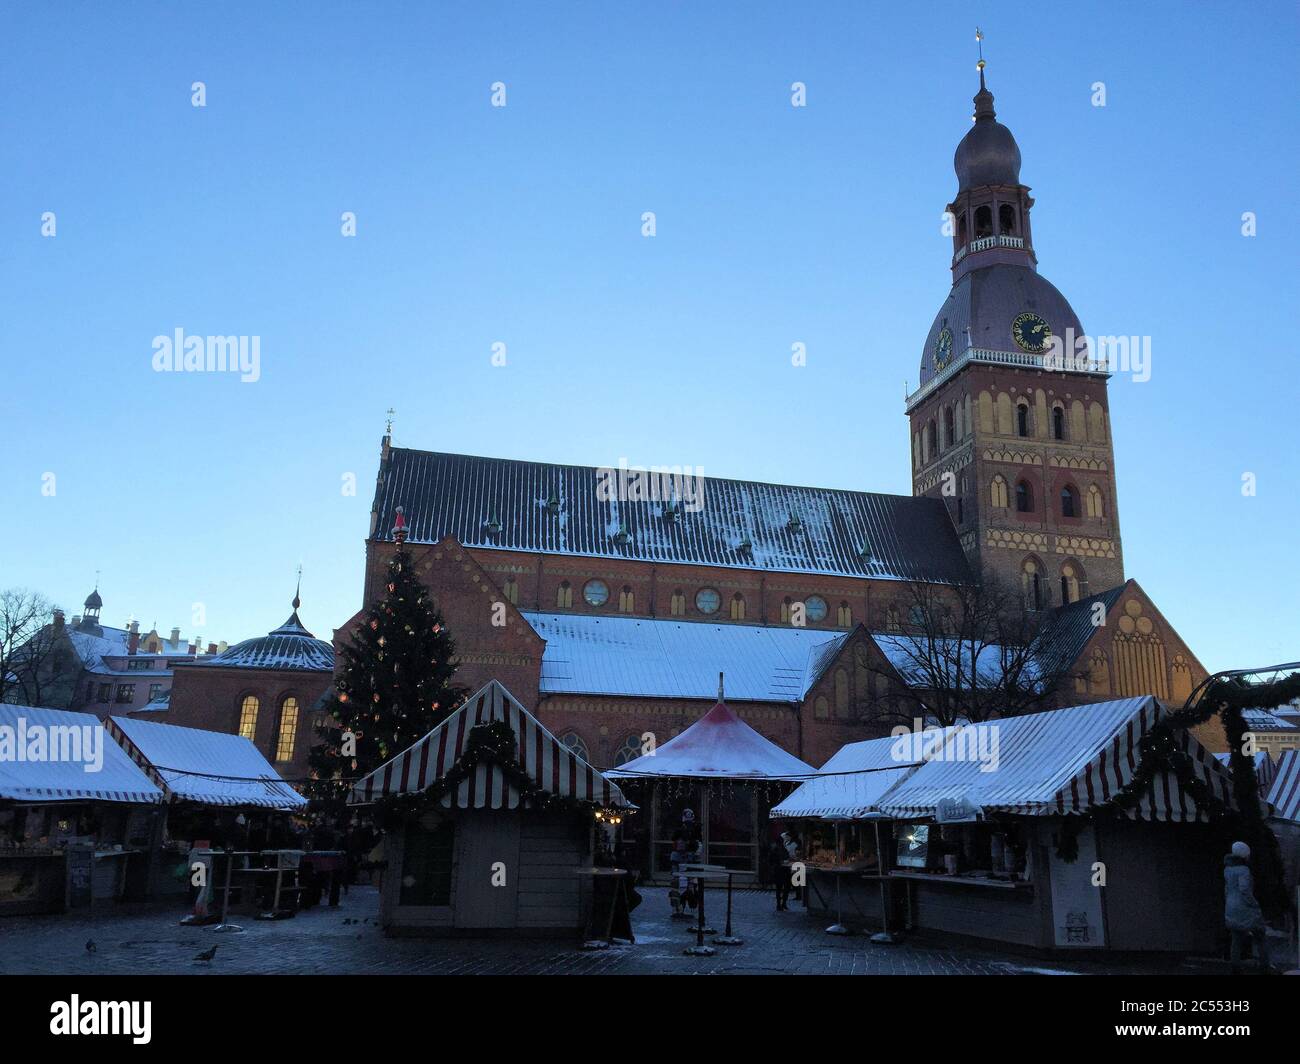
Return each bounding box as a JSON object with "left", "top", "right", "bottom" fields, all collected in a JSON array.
[
  {"left": 837, "top": 602, "right": 852, "bottom": 627},
  {"left": 276, "top": 697, "right": 299, "bottom": 762},
  {"left": 238, "top": 695, "right": 259, "bottom": 740},
  {"left": 804, "top": 596, "right": 828, "bottom": 622},
  {"left": 670, "top": 590, "right": 685, "bottom": 616},
  {"left": 556, "top": 581, "right": 573, "bottom": 608},
  {"left": 618, "top": 586, "right": 634, "bottom": 613},
  {"left": 780, "top": 597, "right": 792, "bottom": 623},
  {"left": 729, "top": 593, "right": 746, "bottom": 620},
  {"left": 695, "top": 588, "right": 721, "bottom": 615},
  {"left": 583, "top": 579, "right": 609, "bottom": 607}
]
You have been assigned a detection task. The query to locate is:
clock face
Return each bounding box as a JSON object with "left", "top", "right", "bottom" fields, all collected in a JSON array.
[
  {"left": 934, "top": 327, "right": 953, "bottom": 369},
  {"left": 1012, "top": 311, "right": 1052, "bottom": 354}
]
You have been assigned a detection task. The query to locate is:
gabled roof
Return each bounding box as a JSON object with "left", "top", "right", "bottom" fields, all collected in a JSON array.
[
  {"left": 106, "top": 716, "right": 306, "bottom": 810},
  {"left": 0, "top": 704, "right": 164, "bottom": 805},
  {"left": 372, "top": 448, "right": 974, "bottom": 584},
  {"left": 606, "top": 698, "right": 814, "bottom": 781},
  {"left": 1031, "top": 584, "right": 1127, "bottom": 679},
  {"left": 350, "top": 680, "right": 629, "bottom": 808},
  {"left": 524, "top": 611, "right": 846, "bottom": 703}
]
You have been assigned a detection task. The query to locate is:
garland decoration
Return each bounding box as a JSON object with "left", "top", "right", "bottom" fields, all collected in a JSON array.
[
  {"left": 372, "top": 720, "right": 619, "bottom": 829},
  {"left": 1053, "top": 667, "right": 1300, "bottom": 919}
]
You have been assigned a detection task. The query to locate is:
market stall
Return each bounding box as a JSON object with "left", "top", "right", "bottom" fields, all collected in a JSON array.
[
  {"left": 350, "top": 679, "right": 632, "bottom": 937},
  {"left": 606, "top": 681, "right": 814, "bottom": 881},
  {"left": 105, "top": 715, "right": 308, "bottom": 909},
  {"left": 782, "top": 696, "right": 1242, "bottom": 954},
  {"left": 0, "top": 704, "right": 164, "bottom": 915}
]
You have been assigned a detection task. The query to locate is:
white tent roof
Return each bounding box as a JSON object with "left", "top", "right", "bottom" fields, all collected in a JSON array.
[
  {"left": 0, "top": 704, "right": 163, "bottom": 805},
  {"left": 107, "top": 716, "right": 306, "bottom": 810},
  {"left": 606, "top": 698, "right": 814, "bottom": 781},
  {"left": 771, "top": 735, "right": 916, "bottom": 819},
  {"left": 1266, "top": 750, "right": 1300, "bottom": 822}
]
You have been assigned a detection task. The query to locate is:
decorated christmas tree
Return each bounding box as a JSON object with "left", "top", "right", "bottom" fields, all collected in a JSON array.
[{"left": 309, "top": 507, "right": 465, "bottom": 802}]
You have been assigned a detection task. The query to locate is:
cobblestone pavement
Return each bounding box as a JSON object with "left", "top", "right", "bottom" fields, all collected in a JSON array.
[{"left": 0, "top": 884, "right": 1214, "bottom": 975}]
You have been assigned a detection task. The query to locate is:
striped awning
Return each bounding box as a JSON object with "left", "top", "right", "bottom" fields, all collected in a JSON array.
[
  {"left": 1266, "top": 750, "right": 1300, "bottom": 823},
  {"left": 349, "top": 680, "right": 630, "bottom": 809},
  {"left": 877, "top": 696, "right": 1237, "bottom": 823}
]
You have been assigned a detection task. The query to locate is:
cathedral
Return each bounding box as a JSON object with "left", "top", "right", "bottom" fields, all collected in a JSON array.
[{"left": 342, "top": 65, "right": 1221, "bottom": 768}]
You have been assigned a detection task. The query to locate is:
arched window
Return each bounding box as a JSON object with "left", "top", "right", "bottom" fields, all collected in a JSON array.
[
  {"left": 974, "top": 204, "right": 993, "bottom": 239},
  {"left": 503, "top": 575, "right": 518, "bottom": 604},
  {"left": 276, "top": 697, "right": 299, "bottom": 763},
  {"left": 924, "top": 420, "right": 936, "bottom": 461},
  {"left": 729, "top": 593, "right": 746, "bottom": 620},
  {"left": 1015, "top": 479, "right": 1033, "bottom": 513},
  {"left": 1060, "top": 563, "right": 1081, "bottom": 604},
  {"left": 991, "top": 475, "right": 1009, "bottom": 509},
  {"left": 943, "top": 406, "right": 955, "bottom": 448},
  {"left": 998, "top": 203, "right": 1017, "bottom": 235},
  {"left": 618, "top": 585, "right": 634, "bottom": 613},
  {"left": 613, "top": 733, "right": 645, "bottom": 766},
  {"left": 1022, "top": 559, "right": 1043, "bottom": 611},
  {"left": 1052, "top": 405, "right": 1066, "bottom": 440},
  {"left": 1060, "top": 484, "right": 1079, "bottom": 518},
  {"left": 558, "top": 730, "right": 589, "bottom": 763},
  {"left": 237, "top": 695, "right": 259, "bottom": 741},
  {"left": 837, "top": 602, "right": 852, "bottom": 627},
  {"left": 1015, "top": 401, "right": 1030, "bottom": 438},
  {"left": 780, "top": 597, "right": 793, "bottom": 623},
  {"left": 886, "top": 606, "right": 902, "bottom": 633},
  {"left": 670, "top": 589, "right": 685, "bottom": 616},
  {"left": 1087, "top": 484, "right": 1105, "bottom": 518},
  {"left": 556, "top": 581, "right": 573, "bottom": 608}
]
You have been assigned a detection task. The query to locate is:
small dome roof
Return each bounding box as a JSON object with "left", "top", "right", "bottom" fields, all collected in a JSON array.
[
  {"left": 953, "top": 78, "right": 1021, "bottom": 191},
  {"left": 195, "top": 610, "right": 333, "bottom": 672},
  {"left": 84, "top": 588, "right": 103, "bottom": 609},
  {"left": 918, "top": 264, "right": 1085, "bottom": 387}
]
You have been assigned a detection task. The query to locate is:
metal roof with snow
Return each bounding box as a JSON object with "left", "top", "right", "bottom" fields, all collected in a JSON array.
[
  {"left": 0, "top": 704, "right": 164, "bottom": 805},
  {"left": 372, "top": 448, "right": 974, "bottom": 584},
  {"left": 771, "top": 735, "right": 917, "bottom": 819},
  {"left": 186, "top": 610, "right": 333, "bottom": 673},
  {"left": 606, "top": 698, "right": 815, "bottom": 781},
  {"left": 525, "top": 611, "right": 846, "bottom": 703},
  {"left": 106, "top": 716, "right": 306, "bottom": 810},
  {"left": 877, "top": 696, "right": 1234, "bottom": 822}
]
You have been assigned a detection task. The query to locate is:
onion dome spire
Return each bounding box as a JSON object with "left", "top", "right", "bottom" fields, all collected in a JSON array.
[{"left": 954, "top": 28, "right": 1021, "bottom": 191}]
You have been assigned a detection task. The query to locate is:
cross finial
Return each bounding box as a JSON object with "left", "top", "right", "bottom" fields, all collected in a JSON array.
[{"left": 385, "top": 407, "right": 395, "bottom": 435}]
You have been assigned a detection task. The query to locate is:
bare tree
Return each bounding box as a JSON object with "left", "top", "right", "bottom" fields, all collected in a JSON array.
[
  {"left": 859, "top": 575, "right": 1082, "bottom": 728},
  {"left": 0, "top": 588, "right": 96, "bottom": 709}
]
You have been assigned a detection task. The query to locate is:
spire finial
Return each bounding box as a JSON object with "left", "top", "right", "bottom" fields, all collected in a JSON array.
[
  {"left": 718, "top": 671, "right": 725, "bottom": 702},
  {"left": 972, "top": 28, "right": 995, "bottom": 120},
  {"left": 293, "top": 563, "right": 302, "bottom": 611},
  {"left": 385, "top": 407, "right": 395, "bottom": 435}
]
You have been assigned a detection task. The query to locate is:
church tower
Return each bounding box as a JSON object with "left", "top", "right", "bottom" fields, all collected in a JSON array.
[{"left": 906, "top": 52, "right": 1124, "bottom": 607}]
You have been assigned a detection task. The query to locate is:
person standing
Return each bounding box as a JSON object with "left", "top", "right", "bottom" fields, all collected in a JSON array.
[
  {"left": 1224, "top": 841, "right": 1272, "bottom": 974},
  {"left": 770, "top": 835, "right": 792, "bottom": 911}
]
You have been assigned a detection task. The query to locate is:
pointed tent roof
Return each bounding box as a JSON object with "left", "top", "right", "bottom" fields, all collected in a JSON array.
[
  {"left": 607, "top": 697, "right": 814, "bottom": 782},
  {"left": 349, "top": 680, "right": 629, "bottom": 809}
]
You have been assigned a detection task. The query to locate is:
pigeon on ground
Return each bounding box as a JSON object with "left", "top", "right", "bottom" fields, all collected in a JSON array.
[
  {"left": 85, "top": 939, "right": 96, "bottom": 954},
  {"left": 194, "top": 945, "right": 219, "bottom": 962}
]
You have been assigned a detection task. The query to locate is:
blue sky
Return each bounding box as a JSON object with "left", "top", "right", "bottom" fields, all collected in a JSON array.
[{"left": 1, "top": 1, "right": 1296, "bottom": 672}]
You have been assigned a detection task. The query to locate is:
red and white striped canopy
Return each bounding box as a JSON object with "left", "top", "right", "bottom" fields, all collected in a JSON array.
[
  {"left": 1266, "top": 750, "right": 1300, "bottom": 823},
  {"left": 349, "top": 680, "right": 629, "bottom": 809},
  {"left": 878, "top": 697, "right": 1237, "bottom": 823}
]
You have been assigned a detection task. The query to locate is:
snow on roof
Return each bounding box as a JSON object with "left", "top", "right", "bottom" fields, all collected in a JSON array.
[
  {"left": 525, "top": 611, "right": 848, "bottom": 703},
  {"left": 877, "top": 697, "right": 1233, "bottom": 822},
  {"left": 772, "top": 735, "right": 917, "bottom": 819},
  {"left": 188, "top": 612, "right": 333, "bottom": 673},
  {"left": 606, "top": 699, "right": 814, "bottom": 781},
  {"left": 0, "top": 704, "right": 164, "bottom": 805},
  {"left": 372, "top": 448, "right": 974, "bottom": 584},
  {"left": 107, "top": 717, "right": 306, "bottom": 810},
  {"left": 1242, "top": 709, "right": 1298, "bottom": 731}
]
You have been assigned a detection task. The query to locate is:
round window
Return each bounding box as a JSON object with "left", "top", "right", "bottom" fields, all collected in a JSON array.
[
  {"left": 583, "top": 579, "right": 609, "bottom": 606},
  {"left": 695, "top": 588, "right": 721, "bottom": 615},
  {"left": 804, "top": 595, "right": 828, "bottom": 622}
]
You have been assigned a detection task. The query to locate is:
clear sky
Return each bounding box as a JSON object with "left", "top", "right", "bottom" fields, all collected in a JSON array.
[{"left": 1, "top": 1, "right": 1296, "bottom": 673}]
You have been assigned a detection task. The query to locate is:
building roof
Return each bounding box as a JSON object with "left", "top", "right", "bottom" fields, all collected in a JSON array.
[
  {"left": 953, "top": 73, "right": 1021, "bottom": 192},
  {"left": 524, "top": 611, "right": 848, "bottom": 703},
  {"left": 607, "top": 698, "right": 814, "bottom": 781},
  {"left": 1213, "top": 751, "right": 1278, "bottom": 795},
  {"left": 350, "top": 680, "right": 629, "bottom": 808},
  {"left": 188, "top": 610, "right": 333, "bottom": 672},
  {"left": 771, "top": 735, "right": 915, "bottom": 819},
  {"left": 877, "top": 697, "right": 1233, "bottom": 823},
  {"left": 1242, "top": 709, "right": 1298, "bottom": 732},
  {"left": 1031, "top": 585, "right": 1127, "bottom": 678},
  {"left": 106, "top": 716, "right": 306, "bottom": 810},
  {"left": 0, "top": 704, "right": 164, "bottom": 805},
  {"left": 372, "top": 448, "right": 973, "bottom": 584}
]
